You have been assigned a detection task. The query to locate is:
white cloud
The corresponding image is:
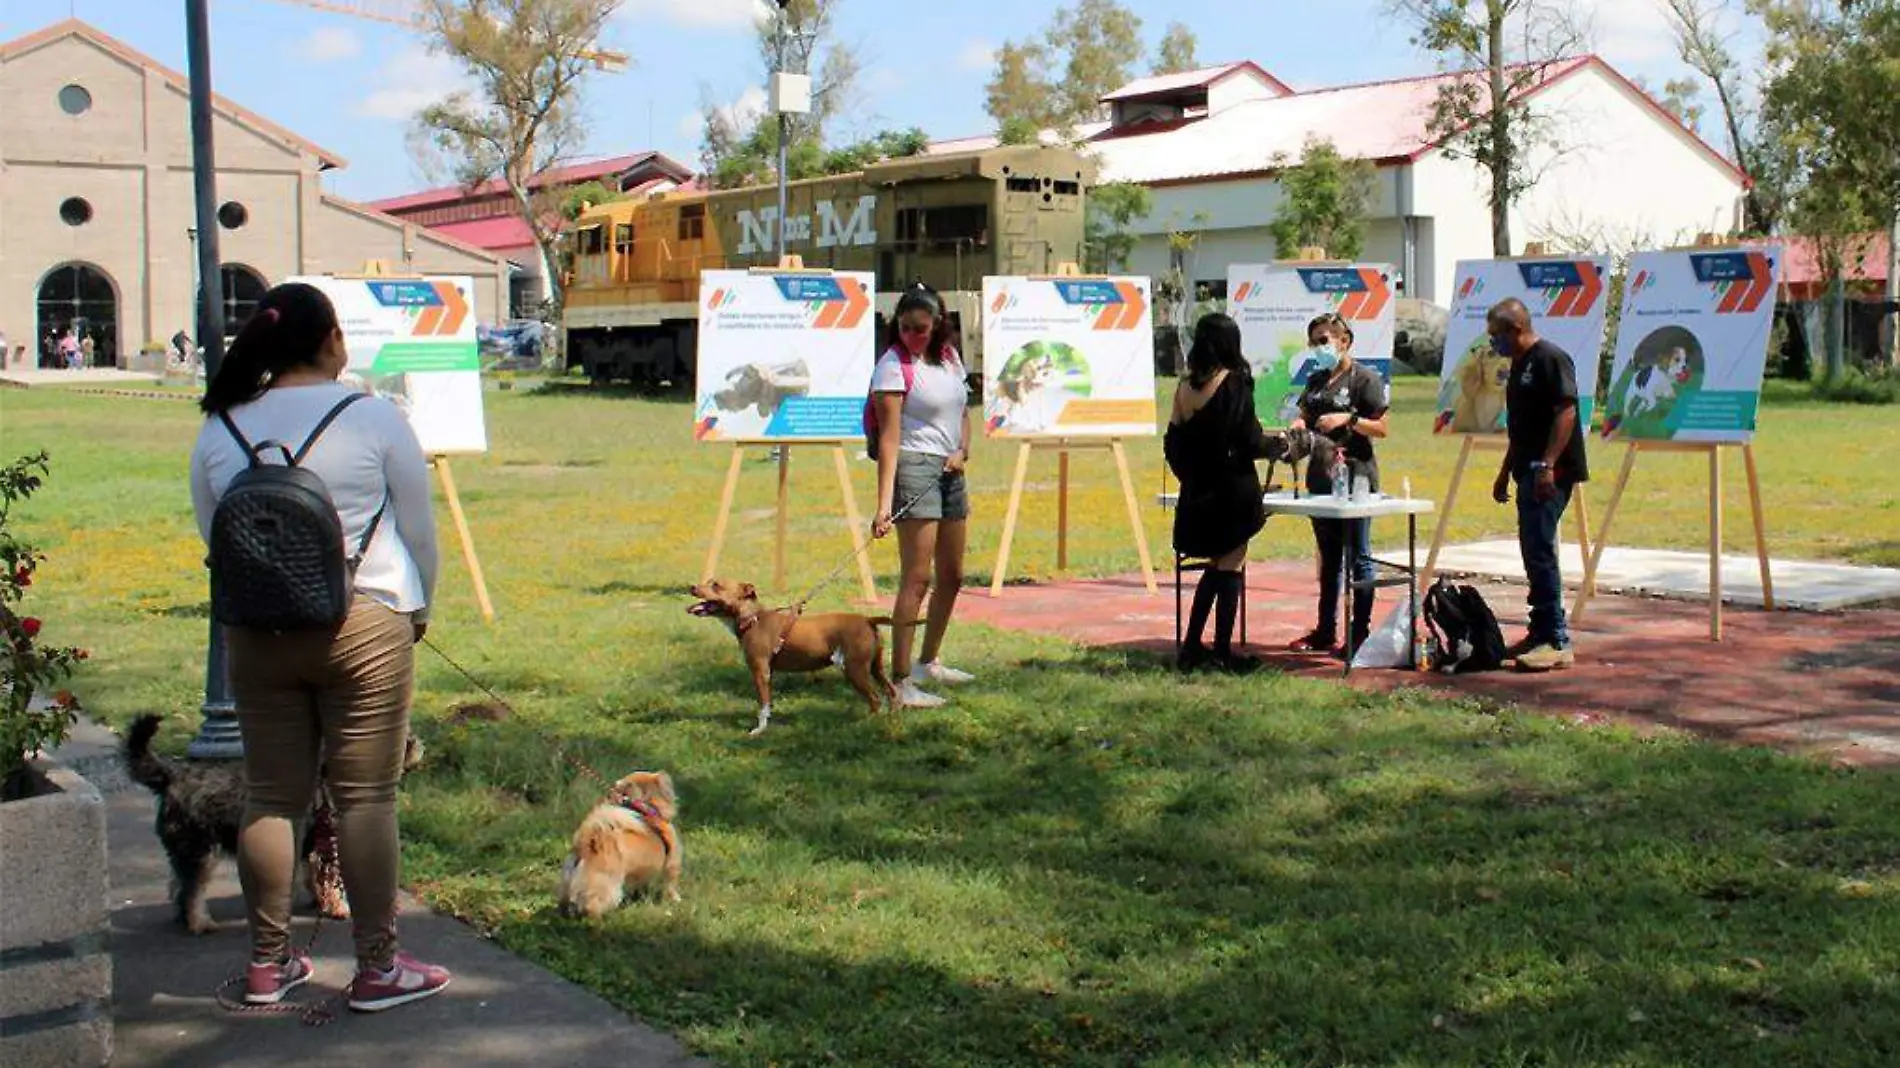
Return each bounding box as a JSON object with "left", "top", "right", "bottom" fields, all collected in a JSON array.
[
  {"left": 1580, "top": 0, "right": 1681, "bottom": 72},
  {"left": 958, "top": 39, "right": 996, "bottom": 72},
  {"left": 615, "top": 0, "right": 769, "bottom": 30},
  {"left": 866, "top": 67, "right": 904, "bottom": 93},
  {"left": 355, "top": 46, "right": 473, "bottom": 121},
  {"left": 677, "top": 83, "right": 767, "bottom": 141},
  {"left": 300, "top": 26, "right": 361, "bottom": 64}
]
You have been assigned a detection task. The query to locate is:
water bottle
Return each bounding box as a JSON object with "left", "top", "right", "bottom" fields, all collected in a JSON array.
[{"left": 1331, "top": 454, "right": 1349, "bottom": 500}]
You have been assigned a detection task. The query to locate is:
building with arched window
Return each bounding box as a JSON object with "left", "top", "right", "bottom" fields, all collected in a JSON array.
[{"left": 0, "top": 19, "right": 511, "bottom": 369}]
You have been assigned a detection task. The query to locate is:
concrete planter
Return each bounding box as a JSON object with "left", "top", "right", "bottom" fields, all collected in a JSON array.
[{"left": 0, "top": 760, "right": 112, "bottom": 1067}]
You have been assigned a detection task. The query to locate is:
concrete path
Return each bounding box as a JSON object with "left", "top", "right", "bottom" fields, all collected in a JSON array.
[
  {"left": 1418, "top": 539, "right": 1900, "bottom": 611},
  {"left": 52, "top": 719, "right": 713, "bottom": 1068}
]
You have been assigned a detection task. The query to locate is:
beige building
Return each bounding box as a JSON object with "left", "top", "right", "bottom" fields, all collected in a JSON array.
[{"left": 0, "top": 19, "right": 510, "bottom": 369}]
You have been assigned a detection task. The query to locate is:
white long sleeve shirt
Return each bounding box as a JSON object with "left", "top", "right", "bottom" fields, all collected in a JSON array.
[{"left": 189, "top": 382, "right": 439, "bottom": 622}]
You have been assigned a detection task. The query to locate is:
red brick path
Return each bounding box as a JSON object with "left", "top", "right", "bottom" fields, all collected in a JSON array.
[{"left": 958, "top": 562, "right": 1900, "bottom": 768}]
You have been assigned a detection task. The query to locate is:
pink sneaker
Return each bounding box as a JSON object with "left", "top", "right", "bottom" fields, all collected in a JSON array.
[
  {"left": 245, "top": 953, "right": 314, "bottom": 1005},
  {"left": 348, "top": 952, "right": 452, "bottom": 1012}
]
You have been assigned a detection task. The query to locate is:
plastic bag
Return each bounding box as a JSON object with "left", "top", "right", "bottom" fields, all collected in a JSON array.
[{"left": 1350, "top": 589, "right": 1418, "bottom": 670}]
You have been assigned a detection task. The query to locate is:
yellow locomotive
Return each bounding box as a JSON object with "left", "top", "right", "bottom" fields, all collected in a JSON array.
[{"left": 562, "top": 144, "right": 1097, "bottom": 386}]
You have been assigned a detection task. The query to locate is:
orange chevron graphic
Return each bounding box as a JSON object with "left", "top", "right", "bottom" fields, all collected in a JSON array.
[
  {"left": 412, "top": 282, "right": 470, "bottom": 336},
  {"left": 1233, "top": 281, "right": 1254, "bottom": 302},
  {"left": 1091, "top": 281, "right": 1148, "bottom": 330},
  {"left": 1714, "top": 253, "right": 1773, "bottom": 314},
  {"left": 813, "top": 277, "right": 871, "bottom": 329},
  {"left": 1337, "top": 269, "right": 1391, "bottom": 320},
  {"left": 1548, "top": 262, "right": 1604, "bottom": 318}
]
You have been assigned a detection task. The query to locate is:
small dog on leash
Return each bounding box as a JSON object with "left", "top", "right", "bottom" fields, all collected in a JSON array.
[
  {"left": 124, "top": 714, "right": 422, "bottom": 933},
  {"left": 687, "top": 577, "right": 917, "bottom": 735},
  {"left": 557, "top": 771, "right": 681, "bottom": 918}
]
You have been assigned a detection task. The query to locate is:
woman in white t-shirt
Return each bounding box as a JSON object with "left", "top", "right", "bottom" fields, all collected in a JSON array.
[
  {"left": 869, "top": 284, "right": 975, "bottom": 708},
  {"left": 189, "top": 282, "right": 451, "bottom": 1013}
]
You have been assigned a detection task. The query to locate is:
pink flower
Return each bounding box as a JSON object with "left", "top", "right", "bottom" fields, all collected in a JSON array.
[
  {"left": 20, "top": 617, "right": 41, "bottom": 638},
  {"left": 11, "top": 568, "right": 29, "bottom": 587},
  {"left": 53, "top": 690, "right": 77, "bottom": 709}
]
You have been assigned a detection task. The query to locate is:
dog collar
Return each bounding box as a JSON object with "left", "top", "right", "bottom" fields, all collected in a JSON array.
[
  {"left": 737, "top": 606, "right": 801, "bottom": 657},
  {"left": 615, "top": 796, "right": 675, "bottom": 857}
]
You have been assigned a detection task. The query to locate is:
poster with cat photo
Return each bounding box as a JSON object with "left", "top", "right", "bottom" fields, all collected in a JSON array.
[{"left": 1434, "top": 256, "right": 1611, "bottom": 435}]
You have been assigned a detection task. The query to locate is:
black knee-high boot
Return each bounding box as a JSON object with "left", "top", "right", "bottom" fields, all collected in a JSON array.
[
  {"left": 1184, "top": 569, "right": 1220, "bottom": 651},
  {"left": 1212, "top": 571, "right": 1259, "bottom": 672}
]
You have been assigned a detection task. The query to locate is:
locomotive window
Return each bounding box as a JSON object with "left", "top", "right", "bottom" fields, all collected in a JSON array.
[
  {"left": 1006, "top": 176, "right": 1039, "bottom": 193},
  {"left": 578, "top": 225, "right": 605, "bottom": 255},
  {"left": 1052, "top": 181, "right": 1080, "bottom": 197},
  {"left": 678, "top": 203, "right": 706, "bottom": 241},
  {"left": 897, "top": 205, "right": 989, "bottom": 250},
  {"left": 613, "top": 223, "right": 635, "bottom": 254}
]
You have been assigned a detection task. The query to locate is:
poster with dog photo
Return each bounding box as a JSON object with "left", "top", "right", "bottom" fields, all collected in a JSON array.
[
  {"left": 1228, "top": 262, "right": 1397, "bottom": 425},
  {"left": 1435, "top": 256, "right": 1611, "bottom": 435},
  {"left": 290, "top": 274, "right": 486, "bottom": 455},
  {"left": 1602, "top": 246, "right": 1781, "bottom": 443},
  {"left": 694, "top": 269, "right": 878, "bottom": 443},
  {"left": 980, "top": 275, "right": 1157, "bottom": 438}
]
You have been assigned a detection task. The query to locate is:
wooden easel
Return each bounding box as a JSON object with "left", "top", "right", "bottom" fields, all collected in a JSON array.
[
  {"left": 1418, "top": 435, "right": 1592, "bottom": 592},
  {"left": 1570, "top": 235, "right": 1776, "bottom": 642},
  {"left": 988, "top": 263, "right": 1157, "bottom": 597},
  {"left": 698, "top": 257, "right": 879, "bottom": 603},
  {"left": 341, "top": 261, "right": 495, "bottom": 623}
]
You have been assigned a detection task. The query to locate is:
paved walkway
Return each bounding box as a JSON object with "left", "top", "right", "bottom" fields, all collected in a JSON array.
[
  {"left": 957, "top": 562, "right": 1900, "bottom": 768},
  {"left": 52, "top": 719, "right": 712, "bottom": 1068}
]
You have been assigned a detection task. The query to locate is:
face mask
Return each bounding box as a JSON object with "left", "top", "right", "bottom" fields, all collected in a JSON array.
[
  {"left": 1490, "top": 334, "right": 1516, "bottom": 357},
  {"left": 1308, "top": 343, "right": 1339, "bottom": 371}
]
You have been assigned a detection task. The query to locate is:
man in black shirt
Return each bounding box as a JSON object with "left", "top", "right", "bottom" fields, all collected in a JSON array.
[{"left": 1488, "top": 298, "right": 1587, "bottom": 672}]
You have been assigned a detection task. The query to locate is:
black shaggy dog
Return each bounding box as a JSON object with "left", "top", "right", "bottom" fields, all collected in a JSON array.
[{"left": 123, "top": 714, "right": 422, "bottom": 934}]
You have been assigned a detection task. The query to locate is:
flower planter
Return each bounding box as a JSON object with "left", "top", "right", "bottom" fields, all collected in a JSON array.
[{"left": 0, "top": 759, "right": 112, "bottom": 1068}]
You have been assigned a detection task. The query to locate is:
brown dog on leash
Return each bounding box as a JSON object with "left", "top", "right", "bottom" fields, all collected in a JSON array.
[{"left": 688, "top": 577, "right": 914, "bottom": 736}]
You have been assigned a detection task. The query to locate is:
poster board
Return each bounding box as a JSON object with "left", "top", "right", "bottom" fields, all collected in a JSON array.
[
  {"left": 1229, "top": 262, "right": 1398, "bottom": 424},
  {"left": 1435, "top": 256, "right": 1611, "bottom": 434},
  {"left": 980, "top": 275, "right": 1157, "bottom": 438},
  {"left": 291, "top": 274, "right": 486, "bottom": 455},
  {"left": 1601, "top": 247, "right": 1781, "bottom": 442},
  {"left": 693, "top": 268, "right": 876, "bottom": 443}
]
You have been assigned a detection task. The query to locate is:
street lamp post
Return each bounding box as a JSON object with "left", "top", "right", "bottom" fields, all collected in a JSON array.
[
  {"left": 768, "top": 0, "right": 810, "bottom": 262},
  {"left": 184, "top": 0, "right": 240, "bottom": 760}
]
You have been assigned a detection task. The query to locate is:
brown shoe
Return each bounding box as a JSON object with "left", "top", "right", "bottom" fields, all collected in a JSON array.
[{"left": 1514, "top": 644, "right": 1575, "bottom": 673}]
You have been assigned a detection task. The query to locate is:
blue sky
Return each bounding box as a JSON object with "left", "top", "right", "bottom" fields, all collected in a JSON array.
[{"left": 2, "top": 0, "right": 1711, "bottom": 202}]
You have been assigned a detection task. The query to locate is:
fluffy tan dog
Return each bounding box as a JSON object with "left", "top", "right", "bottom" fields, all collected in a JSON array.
[
  {"left": 557, "top": 771, "right": 681, "bottom": 919},
  {"left": 1453, "top": 345, "right": 1511, "bottom": 432}
]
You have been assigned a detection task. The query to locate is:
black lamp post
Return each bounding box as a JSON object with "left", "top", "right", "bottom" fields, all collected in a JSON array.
[{"left": 184, "top": 0, "right": 240, "bottom": 760}]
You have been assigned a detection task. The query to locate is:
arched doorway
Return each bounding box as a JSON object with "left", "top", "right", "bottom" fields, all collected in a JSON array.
[
  {"left": 221, "top": 265, "right": 268, "bottom": 338},
  {"left": 36, "top": 263, "right": 118, "bottom": 368}
]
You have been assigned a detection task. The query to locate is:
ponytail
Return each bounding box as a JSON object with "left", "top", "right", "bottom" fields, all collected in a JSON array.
[{"left": 199, "top": 282, "right": 342, "bottom": 414}]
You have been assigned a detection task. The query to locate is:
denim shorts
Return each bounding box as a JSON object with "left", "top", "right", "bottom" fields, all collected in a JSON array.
[{"left": 894, "top": 451, "right": 970, "bottom": 522}]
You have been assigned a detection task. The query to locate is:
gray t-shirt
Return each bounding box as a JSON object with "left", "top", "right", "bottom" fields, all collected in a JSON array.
[{"left": 871, "top": 345, "right": 966, "bottom": 458}]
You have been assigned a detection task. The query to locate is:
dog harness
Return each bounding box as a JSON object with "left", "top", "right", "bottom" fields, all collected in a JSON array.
[
  {"left": 614, "top": 795, "right": 677, "bottom": 858},
  {"left": 736, "top": 605, "right": 803, "bottom": 659}
]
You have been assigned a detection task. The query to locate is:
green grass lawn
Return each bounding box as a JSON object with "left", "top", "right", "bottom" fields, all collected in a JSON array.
[{"left": 5, "top": 378, "right": 1900, "bottom": 1066}]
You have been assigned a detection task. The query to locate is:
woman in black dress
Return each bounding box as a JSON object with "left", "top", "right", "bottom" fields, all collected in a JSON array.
[
  {"left": 1287, "top": 312, "right": 1390, "bottom": 655},
  {"left": 1164, "top": 313, "right": 1275, "bottom": 673}
]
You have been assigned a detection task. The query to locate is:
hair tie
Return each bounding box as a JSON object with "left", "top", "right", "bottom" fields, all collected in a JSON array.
[{"left": 260, "top": 308, "right": 281, "bottom": 325}]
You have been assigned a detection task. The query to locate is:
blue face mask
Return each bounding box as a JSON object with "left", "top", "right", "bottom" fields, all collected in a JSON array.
[
  {"left": 1489, "top": 334, "right": 1515, "bottom": 357},
  {"left": 1309, "top": 343, "right": 1339, "bottom": 372}
]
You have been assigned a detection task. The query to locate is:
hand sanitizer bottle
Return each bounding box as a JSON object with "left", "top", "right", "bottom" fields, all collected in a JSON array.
[{"left": 1331, "top": 454, "right": 1349, "bottom": 500}]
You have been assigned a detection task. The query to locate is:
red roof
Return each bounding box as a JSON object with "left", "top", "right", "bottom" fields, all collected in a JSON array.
[
  {"left": 1102, "top": 61, "right": 1293, "bottom": 102},
  {"left": 431, "top": 215, "right": 539, "bottom": 252},
  {"left": 1771, "top": 233, "right": 1892, "bottom": 288},
  {"left": 368, "top": 152, "right": 690, "bottom": 213}
]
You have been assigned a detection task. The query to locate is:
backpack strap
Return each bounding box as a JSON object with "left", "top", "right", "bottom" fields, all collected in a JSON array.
[
  {"left": 293, "top": 393, "right": 369, "bottom": 465},
  {"left": 217, "top": 412, "right": 290, "bottom": 469},
  {"left": 351, "top": 495, "right": 388, "bottom": 568}
]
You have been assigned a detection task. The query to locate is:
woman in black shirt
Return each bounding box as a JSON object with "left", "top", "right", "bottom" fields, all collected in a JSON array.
[
  {"left": 1164, "top": 313, "right": 1275, "bottom": 673},
  {"left": 1287, "top": 313, "right": 1390, "bottom": 655}
]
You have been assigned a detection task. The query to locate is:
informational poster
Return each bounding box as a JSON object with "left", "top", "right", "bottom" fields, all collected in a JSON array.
[
  {"left": 693, "top": 269, "right": 876, "bottom": 442},
  {"left": 1228, "top": 263, "right": 1397, "bottom": 424},
  {"left": 292, "top": 274, "right": 485, "bottom": 455},
  {"left": 1602, "top": 247, "right": 1781, "bottom": 442},
  {"left": 981, "top": 275, "right": 1156, "bottom": 438},
  {"left": 1435, "top": 256, "right": 1611, "bottom": 434}
]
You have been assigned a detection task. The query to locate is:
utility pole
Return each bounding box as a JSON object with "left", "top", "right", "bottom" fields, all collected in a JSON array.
[
  {"left": 184, "top": 0, "right": 240, "bottom": 760},
  {"left": 768, "top": 0, "right": 810, "bottom": 263}
]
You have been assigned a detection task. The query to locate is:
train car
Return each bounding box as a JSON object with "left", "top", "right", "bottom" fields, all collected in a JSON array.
[{"left": 562, "top": 144, "right": 1097, "bottom": 387}]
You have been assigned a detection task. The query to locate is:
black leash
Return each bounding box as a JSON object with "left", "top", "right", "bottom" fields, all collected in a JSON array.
[{"left": 420, "top": 636, "right": 618, "bottom": 793}]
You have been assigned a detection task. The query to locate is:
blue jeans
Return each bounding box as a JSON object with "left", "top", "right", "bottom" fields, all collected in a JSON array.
[
  {"left": 1312, "top": 518, "right": 1374, "bottom": 641},
  {"left": 1515, "top": 474, "right": 1573, "bottom": 648}
]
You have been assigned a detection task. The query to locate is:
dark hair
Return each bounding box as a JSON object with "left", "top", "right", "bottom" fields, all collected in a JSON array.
[
  {"left": 884, "top": 282, "right": 955, "bottom": 364},
  {"left": 1307, "top": 312, "right": 1354, "bottom": 348},
  {"left": 200, "top": 282, "right": 341, "bottom": 414},
  {"left": 1185, "top": 312, "right": 1248, "bottom": 388}
]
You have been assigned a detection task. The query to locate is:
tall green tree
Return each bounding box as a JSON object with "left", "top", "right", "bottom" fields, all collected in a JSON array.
[
  {"left": 1154, "top": 21, "right": 1199, "bottom": 75},
  {"left": 985, "top": 0, "right": 1144, "bottom": 139},
  {"left": 1663, "top": 0, "right": 1791, "bottom": 236},
  {"left": 411, "top": 0, "right": 624, "bottom": 315},
  {"left": 1083, "top": 182, "right": 1152, "bottom": 273},
  {"left": 1268, "top": 137, "right": 1377, "bottom": 260},
  {"left": 1388, "top": 0, "right": 1585, "bottom": 256}
]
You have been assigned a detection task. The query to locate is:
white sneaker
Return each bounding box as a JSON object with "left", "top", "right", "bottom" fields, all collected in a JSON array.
[
  {"left": 912, "top": 661, "right": 974, "bottom": 686},
  {"left": 894, "top": 679, "right": 946, "bottom": 708}
]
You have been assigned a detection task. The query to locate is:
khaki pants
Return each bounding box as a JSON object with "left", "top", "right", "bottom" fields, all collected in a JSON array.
[{"left": 228, "top": 596, "right": 414, "bottom": 968}]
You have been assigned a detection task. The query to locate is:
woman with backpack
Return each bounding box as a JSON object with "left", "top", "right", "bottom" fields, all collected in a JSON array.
[
  {"left": 188, "top": 281, "right": 450, "bottom": 1012},
  {"left": 1286, "top": 312, "right": 1391, "bottom": 657},
  {"left": 868, "top": 283, "right": 974, "bottom": 709},
  {"left": 1164, "top": 313, "right": 1276, "bottom": 673}
]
